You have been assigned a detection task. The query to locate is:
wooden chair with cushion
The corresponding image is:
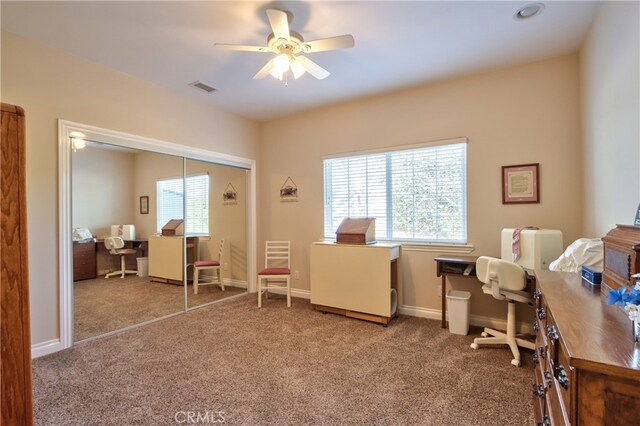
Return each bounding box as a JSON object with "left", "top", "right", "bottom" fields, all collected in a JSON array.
[
  {"left": 193, "top": 238, "right": 225, "bottom": 294},
  {"left": 258, "top": 241, "right": 291, "bottom": 308}
]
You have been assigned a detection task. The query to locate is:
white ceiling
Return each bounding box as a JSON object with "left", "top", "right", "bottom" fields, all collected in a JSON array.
[{"left": 1, "top": 1, "right": 600, "bottom": 121}]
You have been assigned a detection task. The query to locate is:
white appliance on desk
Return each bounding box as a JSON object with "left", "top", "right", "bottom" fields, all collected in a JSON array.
[
  {"left": 500, "top": 228, "right": 563, "bottom": 271},
  {"left": 111, "top": 224, "right": 136, "bottom": 241}
]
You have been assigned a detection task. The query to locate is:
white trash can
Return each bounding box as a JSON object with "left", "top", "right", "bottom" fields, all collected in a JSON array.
[
  {"left": 447, "top": 290, "right": 471, "bottom": 335},
  {"left": 136, "top": 257, "right": 149, "bottom": 278}
]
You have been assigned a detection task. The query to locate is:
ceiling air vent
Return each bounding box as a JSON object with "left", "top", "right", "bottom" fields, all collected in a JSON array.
[{"left": 189, "top": 81, "right": 217, "bottom": 93}]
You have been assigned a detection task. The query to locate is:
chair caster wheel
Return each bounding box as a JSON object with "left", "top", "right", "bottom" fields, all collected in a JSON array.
[
  {"left": 481, "top": 332, "right": 488, "bottom": 337},
  {"left": 470, "top": 343, "right": 478, "bottom": 350},
  {"left": 511, "top": 359, "right": 521, "bottom": 367}
]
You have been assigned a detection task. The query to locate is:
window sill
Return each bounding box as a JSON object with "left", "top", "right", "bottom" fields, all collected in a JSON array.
[
  {"left": 321, "top": 238, "right": 475, "bottom": 254},
  {"left": 398, "top": 242, "right": 475, "bottom": 254}
]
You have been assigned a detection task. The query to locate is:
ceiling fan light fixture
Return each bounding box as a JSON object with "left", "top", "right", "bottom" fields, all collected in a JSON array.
[{"left": 269, "top": 53, "right": 292, "bottom": 80}]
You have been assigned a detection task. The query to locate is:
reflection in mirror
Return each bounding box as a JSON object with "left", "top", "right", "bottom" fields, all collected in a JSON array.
[
  {"left": 185, "top": 159, "right": 248, "bottom": 309},
  {"left": 72, "top": 142, "right": 185, "bottom": 342}
]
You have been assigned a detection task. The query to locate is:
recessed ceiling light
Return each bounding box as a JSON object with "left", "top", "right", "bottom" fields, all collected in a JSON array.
[{"left": 515, "top": 3, "right": 545, "bottom": 20}]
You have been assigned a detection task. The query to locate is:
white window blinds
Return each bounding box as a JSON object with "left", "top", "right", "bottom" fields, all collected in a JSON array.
[
  {"left": 324, "top": 142, "right": 466, "bottom": 243},
  {"left": 156, "top": 174, "right": 209, "bottom": 234}
]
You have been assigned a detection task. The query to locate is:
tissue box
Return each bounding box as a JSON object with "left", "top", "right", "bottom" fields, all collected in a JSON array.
[
  {"left": 111, "top": 224, "right": 136, "bottom": 241},
  {"left": 582, "top": 266, "right": 602, "bottom": 285}
]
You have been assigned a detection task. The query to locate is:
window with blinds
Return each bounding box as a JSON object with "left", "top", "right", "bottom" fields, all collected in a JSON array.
[
  {"left": 324, "top": 141, "right": 467, "bottom": 243},
  {"left": 156, "top": 174, "right": 209, "bottom": 234}
]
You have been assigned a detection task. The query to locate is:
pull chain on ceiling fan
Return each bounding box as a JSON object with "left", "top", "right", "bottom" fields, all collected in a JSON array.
[{"left": 214, "top": 9, "right": 355, "bottom": 83}]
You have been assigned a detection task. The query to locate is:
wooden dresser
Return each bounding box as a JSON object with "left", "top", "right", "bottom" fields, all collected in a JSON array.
[
  {"left": 533, "top": 270, "right": 640, "bottom": 425},
  {"left": 73, "top": 241, "right": 97, "bottom": 281},
  {"left": 1, "top": 103, "right": 33, "bottom": 424}
]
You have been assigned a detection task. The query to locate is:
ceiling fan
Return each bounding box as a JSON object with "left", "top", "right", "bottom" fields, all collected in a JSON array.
[{"left": 214, "top": 9, "right": 355, "bottom": 82}]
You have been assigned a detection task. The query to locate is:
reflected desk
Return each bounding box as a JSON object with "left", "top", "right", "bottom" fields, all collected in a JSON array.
[
  {"left": 94, "top": 238, "right": 148, "bottom": 279},
  {"left": 148, "top": 235, "right": 200, "bottom": 285},
  {"left": 435, "top": 255, "right": 478, "bottom": 328}
]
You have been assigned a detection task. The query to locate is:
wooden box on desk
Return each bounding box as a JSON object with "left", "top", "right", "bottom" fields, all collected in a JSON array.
[
  {"left": 336, "top": 218, "right": 376, "bottom": 245},
  {"left": 161, "top": 219, "right": 184, "bottom": 236},
  {"left": 602, "top": 224, "right": 640, "bottom": 295}
]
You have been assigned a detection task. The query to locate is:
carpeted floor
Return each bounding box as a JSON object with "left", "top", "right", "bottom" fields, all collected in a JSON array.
[
  {"left": 74, "top": 275, "right": 245, "bottom": 341},
  {"left": 36, "top": 294, "right": 534, "bottom": 425}
]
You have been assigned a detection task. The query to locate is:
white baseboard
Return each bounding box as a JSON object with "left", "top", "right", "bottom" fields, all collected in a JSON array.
[
  {"left": 399, "top": 304, "right": 532, "bottom": 334},
  {"left": 31, "top": 338, "right": 63, "bottom": 359}
]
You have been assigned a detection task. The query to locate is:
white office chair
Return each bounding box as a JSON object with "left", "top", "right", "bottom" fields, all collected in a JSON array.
[
  {"left": 193, "top": 238, "right": 225, "bottom": 294},
  {"left": 470, "top": 256, "right": 535, "bottom": 366},
  {"left": 104, "top": 236, "right": 138, "bottom": 279},
  {"left": 257, "top": 241, "right": 291, "bottom": 308}
]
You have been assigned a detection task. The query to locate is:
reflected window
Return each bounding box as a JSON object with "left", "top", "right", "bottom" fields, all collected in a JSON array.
[{"left": 156, "top": 174, "right": 209, "bottom": 234}]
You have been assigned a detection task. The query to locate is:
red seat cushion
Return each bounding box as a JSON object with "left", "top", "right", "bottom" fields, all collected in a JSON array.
[
  {"left": 258, "top": 268, "right": 290, "bottom": 276},
  {"left": 194, "top": 260, "right": 220, "bottom": 267}
]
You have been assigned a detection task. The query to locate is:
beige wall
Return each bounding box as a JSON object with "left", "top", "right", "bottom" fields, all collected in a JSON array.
[
  {"left": 1, "top": 31, "right": 259, "bottom": 345},
  {"left": 133, "top": 151, "right": 185, "bottom": 240},
  {"left": 72, "top": 147, "right": 135, "bottom": 237},
  {"left": 581, "top": 1, "right": 640, "bottom": 237},
  {"left": 185, "top": 160, "right": 248, "bottom": 283},
  {"left": 259, "top": 55, "right": 583, "bottom": 320}
]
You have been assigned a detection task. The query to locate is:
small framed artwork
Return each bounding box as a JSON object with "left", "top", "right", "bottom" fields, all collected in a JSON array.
[
  {"left": 223, "top": 183, "right": 238, "bottom": 205},
  {"left": 280, "top": 176, "right": 298, "bottom": 202},
  {"left": 140, "top": 196, "right": 149, "bottom": 214},
  {"left": 502, "top": 163, "right": 539, "bottom": 204}
]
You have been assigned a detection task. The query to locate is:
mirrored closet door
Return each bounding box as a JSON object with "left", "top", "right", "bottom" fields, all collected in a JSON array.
[
  {"left": 72, "top": 143, "right": 186, "bottom": 342},
  {"left": 185, "top": 159, "right": 248, "bottom": 309}
]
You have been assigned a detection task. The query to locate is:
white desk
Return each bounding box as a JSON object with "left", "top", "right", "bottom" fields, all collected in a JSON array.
[{"left": 310, "top": 241, "right": 401, "bottom": 325}]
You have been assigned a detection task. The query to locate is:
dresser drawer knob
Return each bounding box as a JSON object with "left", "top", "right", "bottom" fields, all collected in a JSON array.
[
  {"left": 537, "top": 415, "right": 551, "bottom": 426},
  {"left": 532, "top": 352, "right": 539, "bottom": 365},
  {"left": 546, "top": 325, "right": 559, "bottom": 341},
  {"left": 534, "top": 288, "right": 542, "bottom": 301},
  {"left": 536, "top": 307, "right": 546, "bottom": 320},
  {"left": 557, "top": 365, "right": 569, "bottom": 389},
  {"left": 538, "top": 347, "right": 545, "bottom": 360},
  {"left": 544, "top": 370, "right": 552, "bottom": 387},
  {"left": 532, "top": 383, "right": 546, "bottom": 399},
  {"left": 533, "top": 321, "right": 540, "bottom": 332}
]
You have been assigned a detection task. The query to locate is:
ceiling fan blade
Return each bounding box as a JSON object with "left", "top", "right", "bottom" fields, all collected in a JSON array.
[
  {"left": 214, "top": 43, "right": 271, "bottom": 53},
  {"left": 295, "top": 56, "right": 330, "bottom": 80},
  {"left": 266, "top": 9, "right": 290, "bottom": 40},
  {"left": 253, "top": 58, "right": 275, "bottom": 79},
  {"left": 302, "top": 35, "right": 355, "bottom": 53}
]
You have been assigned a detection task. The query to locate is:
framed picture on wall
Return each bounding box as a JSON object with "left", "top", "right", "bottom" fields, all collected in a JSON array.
[
  {"left": 502, "top": 163, "right": 539, "bottom": 204},
  {"left": 140, "top": 196, "right": 149, "bottom": 214}
]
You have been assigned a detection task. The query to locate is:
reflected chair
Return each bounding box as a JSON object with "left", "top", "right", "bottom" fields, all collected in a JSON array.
[
  {"left": 193, "top": 238, "right": 225, "bottom": 294},
  {"left": 104, "top": 236, "right": 138, "bottom": 278},
  {"left": 470, "top": 256, "right": 535, "bottom": 366},
  {"left": 258, "top": 241, "right": 291, "bottom": 308}
]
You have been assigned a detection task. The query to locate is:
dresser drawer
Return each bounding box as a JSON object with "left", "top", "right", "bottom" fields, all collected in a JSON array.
[
  {"left": 554, "top": 334, "right": 575, "bottom": 424},
  {"left": 73, "top": 242, "right": 96, "bottom": 281},
  {"left": 545, "top": 379, "right": 568, "bottom": 426}
]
